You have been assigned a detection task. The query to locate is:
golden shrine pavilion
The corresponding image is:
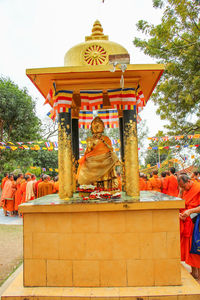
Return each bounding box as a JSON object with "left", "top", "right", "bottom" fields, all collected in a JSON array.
[{"left": 26, "top": 20, "right": 164, "bottom": 200}]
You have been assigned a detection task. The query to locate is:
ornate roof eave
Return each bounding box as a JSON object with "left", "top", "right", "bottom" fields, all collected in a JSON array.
[{"left": 26, "top": 64, "right": 164, "bottom": 103}]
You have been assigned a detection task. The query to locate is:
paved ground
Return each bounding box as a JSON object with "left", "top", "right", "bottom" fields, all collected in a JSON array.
[
  {"left": 0, "top": 208, "right": 23, "bottom": 287},
  {"left": 0, "top": 209, "right": 23, "bottom": 226}
]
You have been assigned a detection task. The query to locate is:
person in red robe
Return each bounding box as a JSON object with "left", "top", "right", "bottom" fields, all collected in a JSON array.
[
  {"left": 179, "top": 174, "right": 200, "bottom": 279},
  {"left": 1, "top": 174, "right": 16, "bottom": 216},
  {"left": 166, "top": 167, "right": 179, "bottom": 197},
  {"left": 149, "top": 170, "right": 162, "bottom": 192},
  {"left": 161, "top": 171, "right": 168, "bottom": 194}
]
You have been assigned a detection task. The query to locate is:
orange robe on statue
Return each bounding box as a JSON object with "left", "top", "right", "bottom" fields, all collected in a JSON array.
[
  {"left": 180, "top": 182, "right": 200, "bottom": 268},
  {"left": 167, "top": 175, "right": 179, "bottom": 197},
  {"left": 149, "top": 175, "right": 162, "bottom": 192}
]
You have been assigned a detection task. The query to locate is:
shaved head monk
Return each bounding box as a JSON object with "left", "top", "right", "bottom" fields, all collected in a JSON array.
[
  {"left": 179, "top": 174, "right": 200, "bottom": 280},
  {"left": 149, "top": 170, "right": 162, "bottom": 192}
]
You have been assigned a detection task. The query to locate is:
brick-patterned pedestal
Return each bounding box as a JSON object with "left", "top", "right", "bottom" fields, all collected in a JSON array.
[{"left": 20, "top": 192, "right": 184, "bottom": 287}]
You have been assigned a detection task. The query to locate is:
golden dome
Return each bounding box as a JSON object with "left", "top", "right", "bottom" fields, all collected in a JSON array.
[{"left": 64, "top": 20, "right": 129, "bottom": 66}]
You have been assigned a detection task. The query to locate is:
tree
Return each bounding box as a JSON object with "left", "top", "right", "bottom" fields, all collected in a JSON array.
[
  {"left": 0, "top": 77, "right": 41, "bottom": 141},
  {"left": 133, "top": 0, "right": 200, "bottom": 136},
  {"left": 0, "top": 77, "right": 42, "bottom": 173}
]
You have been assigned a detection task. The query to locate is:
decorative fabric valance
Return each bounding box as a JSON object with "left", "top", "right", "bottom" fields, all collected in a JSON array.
[
  {"left": 97, "top": 110, "right": 119, "bottom": 128},
  {"left": 79, "top": 111, "right": 93, "bottom": 129},
  {"left": 80, "top": 90, "right": 103, "bottom": 111},
  {"left": 44, "top": 84, "right": 146, "bottom": 114}
]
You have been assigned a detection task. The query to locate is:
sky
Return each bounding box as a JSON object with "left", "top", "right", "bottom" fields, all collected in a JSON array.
[{"left": 0, "top": 0, "right": 168, "bottom": 137}]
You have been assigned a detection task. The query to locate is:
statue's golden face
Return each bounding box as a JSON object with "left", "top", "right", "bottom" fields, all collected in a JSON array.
[{"left": 91, "top": 117, "right": 104, "bottom": 134}]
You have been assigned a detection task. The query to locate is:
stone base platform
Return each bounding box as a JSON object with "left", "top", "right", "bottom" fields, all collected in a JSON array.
[{"left": 2, "top": 266, "right": 200, "bottom": 300}]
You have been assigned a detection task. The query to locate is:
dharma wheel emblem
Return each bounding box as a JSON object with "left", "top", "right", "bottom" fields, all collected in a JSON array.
[{"left": 84, "top": 45, "right": 107, "bottom": 65}]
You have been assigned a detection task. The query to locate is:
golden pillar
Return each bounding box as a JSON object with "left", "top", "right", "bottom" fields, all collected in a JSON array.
[
  {"left": 58, "top": 112, "right": 73, "bottom": 199},
  {"left": 123, "top": 109, "right": 140, "bottom": 199}
]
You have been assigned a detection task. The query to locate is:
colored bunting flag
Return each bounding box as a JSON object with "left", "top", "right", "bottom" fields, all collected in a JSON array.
[
  {"left": 53, "top": 142, "right": 58, "bottom": 148},
  {"left": 79, "top": 111, "right": 93, "bottom": 129},
  {"left": 45, "top": 142, "right": 51, "bottom": 148},
  {"left": 80, "top": 91, "right": 103, "bottom": 110},
  {"left": 97, "top": 110, "right": 119, "bottom": 128}
]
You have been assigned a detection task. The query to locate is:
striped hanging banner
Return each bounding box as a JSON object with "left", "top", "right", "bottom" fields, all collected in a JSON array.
[
  {"left": 80, "top": 90, "right": 103, "bottom": 111},
  {"left": 136, "top": 84, "right": 146, "bottom": 113},
  {"left": 53, "top": 84, "right": 73, "bottom": 114},
  {"left": 97, "top": 109, "right": 119, "bottom": 128},
  {"left": 121, "top": 88, "right": 137, "bottom": 110},
  {"left": 107, "top": 88, "right": 122, "bottom": 109},
  {"left": 44, "top": 89, "right": 54, "bottom": 107},
  {"left": 79, "top": 111, "right": 93, "bottom": 129}
]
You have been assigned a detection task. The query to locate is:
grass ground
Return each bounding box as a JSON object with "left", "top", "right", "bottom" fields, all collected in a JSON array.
[{"left": 0, "top": 225, "right": 23, "bottom": 286}]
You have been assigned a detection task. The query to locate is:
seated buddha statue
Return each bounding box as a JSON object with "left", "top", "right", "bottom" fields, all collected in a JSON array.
[{"left": 77, "top": 116, "right": 119, "bottom": 190}]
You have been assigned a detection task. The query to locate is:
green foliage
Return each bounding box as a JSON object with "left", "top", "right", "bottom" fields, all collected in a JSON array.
[
  {"left": 0, "top": 77, "right": 42, "bottom": 173},
  {"left": 0, "top": 77, "right": 41, "bottom": 141},
  {"left": 31, "top": 150, "right": 58, "bottom": 177},
  {"left": 133, "top": 0, "right": 200, "bottom": 137}
]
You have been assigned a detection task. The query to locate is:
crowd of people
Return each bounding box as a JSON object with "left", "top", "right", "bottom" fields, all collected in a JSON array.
[
  {"left": 0, "top": 173, "right": 59, "bottom": 217},
  {"left": 139, "top": 168, "right": 200, "bottom": 197}
]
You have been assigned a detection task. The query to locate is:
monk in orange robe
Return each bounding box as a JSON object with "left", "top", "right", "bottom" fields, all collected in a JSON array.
[
  {"left": 1, "top": 172, "right": 9, "bottom": 189},
  {"left": 161, "top": 171, "right": 169, "bottom": 194},
  {"left": 139, "top": 174, "right": 146, "bottom": 191},
  {"left": 20, "top": 175, "right": 31, "bottom": 204},
  {"left": 143, "top": 175, "right": 151, "bottom": 191},
  {"left": 149, "top": 170, "right": 162, "bottom": 192},
  {"left": 35, "top": 175, "right": 43, "bottom": 198},
  {"left": 1, "top": 174, "right": 16, "bottom": 216},
  {"left": 166, "top": 167, "right": 179, "bottom": 197},
  {"left": 38, "top": 175, "right": 54, "bottom": 198},
  {"left": 53, "top": 176, "right": 59, "bottom": 193},
  {"left": 179, "top": 174, "right": 200, "bottom": 279},
  {"left": 14, "top": 174, "right": 24, "bottom": 211}
]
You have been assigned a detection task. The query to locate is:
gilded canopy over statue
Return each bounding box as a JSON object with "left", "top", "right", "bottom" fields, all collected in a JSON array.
[{"left": 77, "top": 117, "right": 119, "bottom": 189}]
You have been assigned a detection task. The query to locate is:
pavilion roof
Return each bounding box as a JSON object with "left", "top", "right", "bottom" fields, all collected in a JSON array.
[{"left": 26, "top": 64, "right": 164, "bottom": 106}]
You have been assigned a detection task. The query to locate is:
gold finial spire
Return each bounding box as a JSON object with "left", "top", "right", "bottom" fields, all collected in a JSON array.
[{"left": 85, "top": 20, "right": 108, "bottom": 41}]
